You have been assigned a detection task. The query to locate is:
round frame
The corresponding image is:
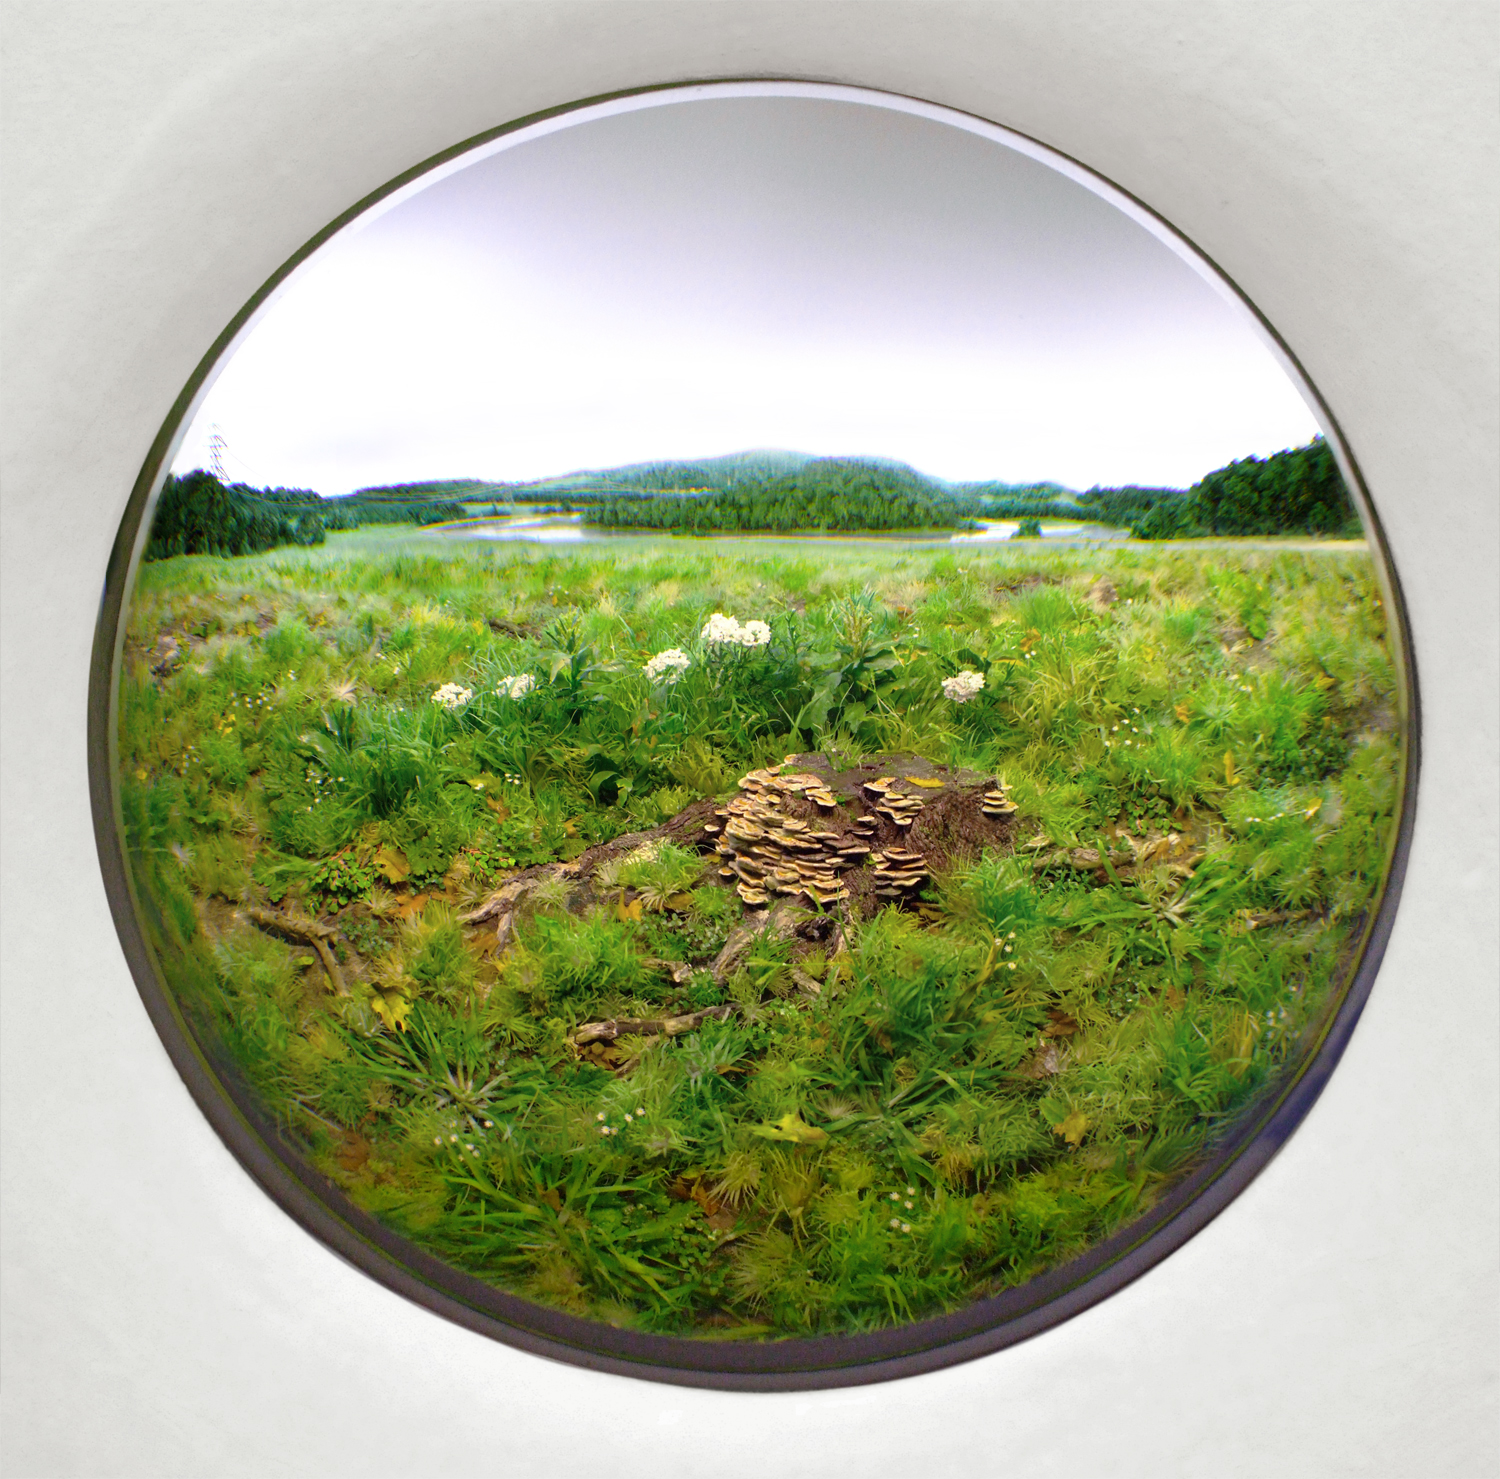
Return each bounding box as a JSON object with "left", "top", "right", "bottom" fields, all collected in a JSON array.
[{"left": 88, "top": 79, "right": 1420, "bottom": 1390}]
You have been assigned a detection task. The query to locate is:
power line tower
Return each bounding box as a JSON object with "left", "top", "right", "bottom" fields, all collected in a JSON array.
[{"left": 207, "top": 425, "right": 228, "bottom": 482}]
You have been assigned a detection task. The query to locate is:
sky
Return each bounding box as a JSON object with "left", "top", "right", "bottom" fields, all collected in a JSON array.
[{"left": 173, "top": 95, "right": 1320, "bottom": 497}]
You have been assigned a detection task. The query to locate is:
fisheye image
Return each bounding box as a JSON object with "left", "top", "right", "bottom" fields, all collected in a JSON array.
[{"left": 114, "top": 94, "right": 1404, "bottom": 1345}]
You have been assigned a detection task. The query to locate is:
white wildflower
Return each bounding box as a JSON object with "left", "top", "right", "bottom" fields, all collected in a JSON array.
[
  {"left": 643, "top": 647, "right": 691, "bottom": 685},
  {"left": 701, "top": 613, "right": 771, "bottom": 649},
  {"left": 431, "top": 682, "right": 473, "bottom": 710},
  {"left": 701, "top": 612, "right": 743, "bottom": 646},
  {"left": 496, "top": 673, "right": 536, "bottom": 700},
  {"left": 942, "top": 669, "right": 985, "bottom": 704}
]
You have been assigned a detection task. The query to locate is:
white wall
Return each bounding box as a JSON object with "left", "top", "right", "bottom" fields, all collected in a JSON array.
[{"left": 3, "top": 5, "right": 1495, "bottom": 1475}]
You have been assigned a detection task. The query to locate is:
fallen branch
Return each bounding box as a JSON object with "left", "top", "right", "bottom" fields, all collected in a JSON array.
[
  {"left": 245, "top": 906, "right": 348, "bottom": 996},
  {"left": 1031, "top": 846, "right": 1135, "bottom": 873},
  {"left": 571, "top": 1004, "right": 733, "bottom": 1047}
]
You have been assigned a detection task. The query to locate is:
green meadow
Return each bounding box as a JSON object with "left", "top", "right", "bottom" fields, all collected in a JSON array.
[{"left": 117, "top": 526, "right": 1402, "bottom": 1337}]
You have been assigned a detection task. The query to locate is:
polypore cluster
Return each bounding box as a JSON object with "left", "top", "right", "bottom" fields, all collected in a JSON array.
[
  {"left": 982, "top": 781, "right": 1018, "bottom": 819},
  {"left": 701, "top": 767, "right": 868, "bottom": 906},
  {"left": 870, "top": 847, "right": 930, "bottom": 899},
  {"left": 862, "top": 776, "right": 925, "bottom": 828}
]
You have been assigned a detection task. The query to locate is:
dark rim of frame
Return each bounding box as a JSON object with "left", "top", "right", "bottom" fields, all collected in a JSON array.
[{"left": 88, "top": 80, "right": 1420, "bottom": 1391}]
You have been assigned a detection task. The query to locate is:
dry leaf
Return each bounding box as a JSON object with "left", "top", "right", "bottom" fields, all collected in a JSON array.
[
  {"left": 751, "top": 1113, "right": 827, "bottom": 1145},
  {"left": 1223, "top": 750, "right": 1238, "bottom": 786},
  {"left": 1022, "top": 1042, "right": 1066, "bottom": 1078},
  {"left": 375, "top": 844, "right": 410, "bottom": 883},
  {"left": 1042, "top": 1011, "right": 1079, "bottom": 1039},
  {"left": 616, "top": 898, "right": 644, "bottom": 923},
  {"left": 907, "top": 776, "right": 945, "bottom": 789},
  {"left": 335, "top": 1132, "right": 371, "bottom": 1173},
  {"left": 1052, "top": 1109, "right": 1090, "bottom": 1146}
]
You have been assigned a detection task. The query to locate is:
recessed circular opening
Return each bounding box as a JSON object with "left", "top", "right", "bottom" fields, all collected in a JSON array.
[{"left": 91, "top": 81, "right": 1417, "bottom": 1388}]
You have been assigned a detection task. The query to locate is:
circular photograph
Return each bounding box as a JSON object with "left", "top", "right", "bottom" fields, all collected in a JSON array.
[{"left": 97, "top": 84, "right": 1413, "bottom": 1385}]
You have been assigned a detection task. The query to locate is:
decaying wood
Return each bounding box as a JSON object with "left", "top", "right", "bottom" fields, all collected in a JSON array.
[
  {"left": 1243, "top": 908, "right": 1312, "bottom": 930},
  {"left": 571, "top": 1003, "right": 733, "bottom": 1047},
  {"left": 790, "top": 966, "right": 823, "bottom": 998},
  {"left": 462, "top": 872, "right": 556, "bottom": 927},
  {"left": 245, "top": 906, "right": 348, "bottom": 996},
  {"left": 1031, "top": 846, "right": 1135, "bottom": 873}
]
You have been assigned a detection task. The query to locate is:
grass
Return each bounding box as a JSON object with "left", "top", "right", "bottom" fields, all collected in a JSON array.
[{"left": 117, "top": 525, "right": 1403, "bottom": 1337}]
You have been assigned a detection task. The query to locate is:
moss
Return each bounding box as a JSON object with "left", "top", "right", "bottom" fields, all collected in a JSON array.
[{"left": 118, "top": 530, "right": 1403, "bottom": 1337}]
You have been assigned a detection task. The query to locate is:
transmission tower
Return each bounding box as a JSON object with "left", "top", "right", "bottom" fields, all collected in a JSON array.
[{"left": 207, "top": 425, "right": 228, "bottom": 482}]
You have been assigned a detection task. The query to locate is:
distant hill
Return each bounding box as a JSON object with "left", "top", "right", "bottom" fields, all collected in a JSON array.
[
  {"left": 332, "top": 440, "right": 1356, "bottom": 540},
  {"left": 350, "top": 478, "right": 514, "bottom": 503},
  {"left": 516, "top": 450, "right": 819, "bottom": 499}
]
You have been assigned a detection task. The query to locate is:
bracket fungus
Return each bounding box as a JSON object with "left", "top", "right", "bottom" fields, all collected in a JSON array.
[
  {"left": 869, "top": 847, "right": 931, "bottom": 899},
  {"left": 709, "top": 768, "right": 867, "bottom": 905}
]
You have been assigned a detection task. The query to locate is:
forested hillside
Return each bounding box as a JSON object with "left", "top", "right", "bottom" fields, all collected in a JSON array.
[{"left": 583, "top": 456, "right": 976, "bottom": 531}]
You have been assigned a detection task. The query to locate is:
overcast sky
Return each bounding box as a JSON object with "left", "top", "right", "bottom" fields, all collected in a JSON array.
[{"left": 173, "top": 95, "right": 1320, "bottom": 496}]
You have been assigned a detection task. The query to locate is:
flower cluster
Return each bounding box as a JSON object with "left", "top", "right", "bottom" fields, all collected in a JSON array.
[
  {"left": 643, "top": 647, "right": 691, "bottom": 685},
  {"left": 596, "top": 1106, "right": 647, "bottom": 1137},
  {"left": 431, "top": 682, "right": 473, "bottom": 710},
  {"left": 942, "top": 669, "right": 985, "bottom": 704},
  {"left": 496, "top": 673, "right": 536, "bottom": 700},
  {"left": 886, "top": 1185, "right": 918, "bottom": 1234},
  {"left": 700, "top": 613, "right": 771, "bottom": 649}
]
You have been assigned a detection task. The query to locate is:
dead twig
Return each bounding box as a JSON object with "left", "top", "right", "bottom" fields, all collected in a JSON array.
[
  {"left": 245, "top": 906, "right": 347, "bottom": 996},
  {"left": 571, "top": 1004, "right": 733, "bottom": 1047}
]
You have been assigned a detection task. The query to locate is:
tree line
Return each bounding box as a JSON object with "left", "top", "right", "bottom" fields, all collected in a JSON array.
[
  {"left": 144, "top": 471, "right": 468, "bottom": 560},
  {"left": 1130, "top": 439, "right": 1358, "bottom": 539},
  {"left": 582, "top": 457, "right": 975, "bottom": 532}
]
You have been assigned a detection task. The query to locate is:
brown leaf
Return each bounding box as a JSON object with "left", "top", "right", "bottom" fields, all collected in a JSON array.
[
  {"left": 335, "top": 1132, "right": 370, "bottom": 1173},
  {"left": 615, "top": 897, "right": 644, "bottom": 922},
  {"left": 1043, "top": 1011, "right": 1078, "bottom": 1039},
  {"left": 1022, "top": 1042, "right": 1066, "bottom": 1078}
]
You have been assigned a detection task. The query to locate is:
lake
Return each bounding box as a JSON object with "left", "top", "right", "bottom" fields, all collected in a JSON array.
[{"left": 437, "top": 512, "right": 1131, "bottom": 546}]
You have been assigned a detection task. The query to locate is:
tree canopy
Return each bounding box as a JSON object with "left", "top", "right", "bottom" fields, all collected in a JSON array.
[
  {"left": 144, "top": 472, "right": 468, "bottom": 560},
  {"left": 1131, "top": 439, "right": 1358, "bottom": 540}
]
